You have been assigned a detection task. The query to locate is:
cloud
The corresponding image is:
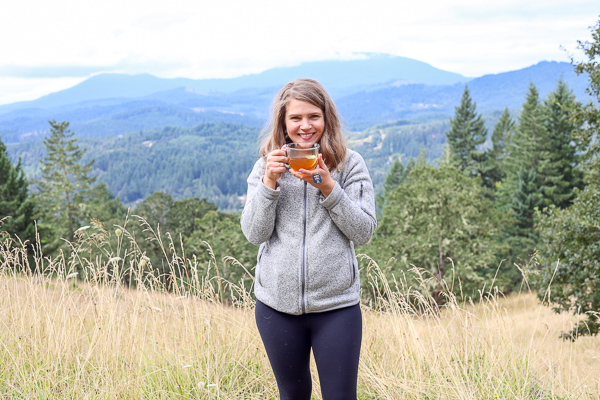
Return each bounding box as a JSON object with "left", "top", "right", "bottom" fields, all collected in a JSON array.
[
  {"left": 0, "top": 59, "right": 186, "bottom": 79},
  {"left": 0, "top": 65, "right": 109, "bottom": 78},
  {"left": 0, "top": 77, "right": 86, "bottom": 105},
  {"left": 0, "top": 0, "right": 597, "bottom": 104},
  {"left": 131, "top": 12, "right": 188, "bottom": 32}
]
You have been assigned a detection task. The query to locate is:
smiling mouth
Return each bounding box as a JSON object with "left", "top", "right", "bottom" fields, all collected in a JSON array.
[{"left": 299, "top": 133, "right": 314, "bottom": 139}]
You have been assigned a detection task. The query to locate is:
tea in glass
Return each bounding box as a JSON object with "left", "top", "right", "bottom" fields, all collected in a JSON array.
[{"left": 287, "top": 143, "right": 320, "bottom": 172}]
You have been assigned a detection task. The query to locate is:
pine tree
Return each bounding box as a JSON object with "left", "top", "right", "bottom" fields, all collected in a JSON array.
[
  {"left": 35, "top": 120, "right": 96, "bottom": 248},
  {"left": 539, "top": 80, "right": 583, "bottom": 208},
  {"left": 416, "top": 143, "right": 427, "bottom": 167},
  {"left": 484, "top": 108, "right": 514, "bottom": 188},
  {"left": 0, "top": 137, "right": 35, "bottom": 243},
  {"left": 506, "top": 83, "right": 548, "bottom": 179},
  {"left": 510, "top": 168, "right": 543, "bottom": 238},
  {"left": 499, "top": 84, "right": 547, "bottom": 207},
  {"left": 497, "top": 84, "right": 549, "bottom": 264},
  {"left": 377, "top": 157, "right": 415, "bottom": 214},
  {"left": 382, "top": 158, "right": 405, "bottom": 197},
  {"left": 445, "top": 85, "right": 488, "bottom": 178}
]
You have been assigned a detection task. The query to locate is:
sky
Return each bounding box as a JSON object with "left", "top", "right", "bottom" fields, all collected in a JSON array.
[{"left": 0, "top": 0, "right": 598, "bottom": 105}]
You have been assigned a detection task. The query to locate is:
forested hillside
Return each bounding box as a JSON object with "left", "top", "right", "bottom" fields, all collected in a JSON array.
[
  {"left": 8, "top": 123, "right": 260, "bottom": 210},
  {"left": 7, "top": 116, "right": 461, "bottom": 211}
]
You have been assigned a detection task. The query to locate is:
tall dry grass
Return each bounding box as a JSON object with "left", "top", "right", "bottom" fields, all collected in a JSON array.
[{"left": 0, "top": 220, "right": 599, "bottom": 399}]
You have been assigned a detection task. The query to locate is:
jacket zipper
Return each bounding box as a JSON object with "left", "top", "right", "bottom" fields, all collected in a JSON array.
[{"left": 301, "top": 180, "right": 307, "bottom": 314}]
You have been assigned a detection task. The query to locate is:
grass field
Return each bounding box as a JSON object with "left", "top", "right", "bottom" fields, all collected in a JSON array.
[{"left": 0, "top": 230, "right": 599, "bottom": 399}]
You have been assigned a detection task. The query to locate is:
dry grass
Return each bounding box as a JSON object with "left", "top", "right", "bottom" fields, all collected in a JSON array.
[{"left": 0, "top": 224, "right": 599, "bottom": 399}]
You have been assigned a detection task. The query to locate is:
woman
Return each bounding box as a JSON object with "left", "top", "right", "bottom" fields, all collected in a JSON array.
[{"left": 241, "top": 78, "right": 377, "bottom": 400}]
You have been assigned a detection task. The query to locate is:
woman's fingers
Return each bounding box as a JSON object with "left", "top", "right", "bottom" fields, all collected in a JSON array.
[
  {"left": 269, "top": 161, "right": 287, "bottom": 171},
  {"left": 267, "top": 149, "right": 288, "bottom": 164},
  {"left": 265, "top": 148, "right": 289, "bottom": 181},
  {"left": 317, "top": 154, "right": 328, "bottom": 172}
]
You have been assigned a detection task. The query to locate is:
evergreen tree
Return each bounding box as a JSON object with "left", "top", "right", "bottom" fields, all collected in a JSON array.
[
  {"left": 416, "top": 143, "right": 428, "bottom": 167},
  {"left": 445, "top": 85, "right": 488, "bottom": 178},
  {"left": 0, "top": 137, "right": 35, "bottom": 243},
  {"left": 382, "top": 158, "right": 405, "bottom": 196},
  {"left": 35, "top": 120, "right": 96, "bottom": 249},
  {"left": 510, "top": 168, "right": 543, "bottom": 239},
  {"left": 484, "top": 108, "right": 514, "bottom": 188},
  {"left": 376, "top": 157, "right": 414, "bottom": 211},
  {"left": 505, "top": 83, "right": 548, "bottom": 180},
  {"left": 539, "top": 80, "right": 583, "bottom": 208},
  {"left": 376, "top": 158, "right": 402, "bottom": 214},
  {"left": 496, "top": 85, "right": 549, "bottom": 265}
]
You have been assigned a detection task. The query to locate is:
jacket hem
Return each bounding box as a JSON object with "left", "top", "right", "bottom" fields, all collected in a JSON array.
[{"left": 306, "top": 298, "right": 361, "bottom": 313}]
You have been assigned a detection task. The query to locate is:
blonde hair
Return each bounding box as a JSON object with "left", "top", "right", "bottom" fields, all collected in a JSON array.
[{"left": 259, "top": 79, "right": 346, "bottom": 171}]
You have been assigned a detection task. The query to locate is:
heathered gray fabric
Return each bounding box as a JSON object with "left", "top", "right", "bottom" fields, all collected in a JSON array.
[{"left": 240, "top": 149, "right": 377, "bottom": 315}]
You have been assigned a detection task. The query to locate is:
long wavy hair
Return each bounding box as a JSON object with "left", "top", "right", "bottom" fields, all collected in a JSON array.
[{"left": 259, "top": 79, "right": 346, "bottom": 171}]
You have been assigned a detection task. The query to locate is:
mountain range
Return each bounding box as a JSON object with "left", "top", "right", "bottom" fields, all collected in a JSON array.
[{"left": 0, "top": 54, "right": 591, "bottom": 144}]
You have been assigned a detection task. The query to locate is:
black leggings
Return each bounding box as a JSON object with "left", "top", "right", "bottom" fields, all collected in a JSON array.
[{"left": 255, "top": 300, "right": 362, "bottom": 400}]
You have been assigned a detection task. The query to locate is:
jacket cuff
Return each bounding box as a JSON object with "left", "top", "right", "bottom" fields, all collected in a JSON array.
[
  {"left": 320, "top": 182, "right": 344, "bottom": 210},
  {"left": 258, "top": 178, "right": 281, "bottom": 201}
]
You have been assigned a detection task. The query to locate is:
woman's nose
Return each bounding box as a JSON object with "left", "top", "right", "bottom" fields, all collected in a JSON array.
[{"left": 300, "top": 119, "right": 311, "bottom": 130}]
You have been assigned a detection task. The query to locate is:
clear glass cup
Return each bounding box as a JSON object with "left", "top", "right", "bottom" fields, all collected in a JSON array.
[{"left": 287, "top": 143, "right": 319, "bottom": 172}]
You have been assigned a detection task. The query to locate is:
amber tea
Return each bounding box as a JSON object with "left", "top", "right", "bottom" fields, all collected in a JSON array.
[
  {"left": 289, "top": 155, "right": 317, "bottom": 171},
  {"left": 287, "top": 143, "right": 320, "bottom": 172}
]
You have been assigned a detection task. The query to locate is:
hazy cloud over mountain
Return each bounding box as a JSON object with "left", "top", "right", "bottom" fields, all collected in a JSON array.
[{"left": 1, "top": 0, "right": 597, "bottom": 104}]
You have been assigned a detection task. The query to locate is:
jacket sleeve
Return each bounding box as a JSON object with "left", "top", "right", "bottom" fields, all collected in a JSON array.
[
  {"left": 240, "top": 159, "right": 280, "bottom": 245},
  {"left": 320, "top": 152, "right": 377, "bottom": 246}
]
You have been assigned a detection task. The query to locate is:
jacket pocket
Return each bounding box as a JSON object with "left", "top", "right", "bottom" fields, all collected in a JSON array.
[
  {"left": 346, "top": 246, "right": 357, "bottom": 287},
  {"left": 359, "top": 181, "right": 364, "bottom": 209},
  {"left": 256, "top": 244, "right": 265, "bottom": 287}
]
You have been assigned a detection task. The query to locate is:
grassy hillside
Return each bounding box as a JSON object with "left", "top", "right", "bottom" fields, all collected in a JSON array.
[{"left": 0, "top": 225, "right": 598, "bottom": 399}]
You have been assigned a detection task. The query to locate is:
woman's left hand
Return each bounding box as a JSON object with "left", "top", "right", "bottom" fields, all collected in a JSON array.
[{"left": 289, "top": 154, "right": 335, "bottom": 198}]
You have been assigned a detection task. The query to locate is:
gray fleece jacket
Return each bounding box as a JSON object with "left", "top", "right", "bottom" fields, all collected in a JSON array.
[{"left": 240, "top": 149, "right": 377, "bottom": 315}]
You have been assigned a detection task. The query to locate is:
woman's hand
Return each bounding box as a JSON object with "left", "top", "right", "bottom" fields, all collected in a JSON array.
[
  {"left": 262, "top": 146, "right": 289, "bottom": 189},
  {"left": 290, "top": 154, "right": 335, "bottom": 198}
]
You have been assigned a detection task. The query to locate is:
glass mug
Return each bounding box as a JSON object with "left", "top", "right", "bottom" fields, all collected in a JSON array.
[{"left": 287, "top": 143, "right": 319, "bottom": 172}]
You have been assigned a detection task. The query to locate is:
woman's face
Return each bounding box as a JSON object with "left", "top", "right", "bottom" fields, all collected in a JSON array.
[{"left": 285, "top": 99, "right": 325, "bottom": 146}]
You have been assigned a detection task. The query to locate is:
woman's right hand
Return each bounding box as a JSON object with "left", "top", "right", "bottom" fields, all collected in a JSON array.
[{"left": 263, "top": 146, "right": 288, "bottom": 189}]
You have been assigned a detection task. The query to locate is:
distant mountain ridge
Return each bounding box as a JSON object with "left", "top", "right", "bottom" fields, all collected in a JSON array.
[
  {"left": 0, "top": 55, "right": 590, "bottom": 144},
  {"left": 338, "top": 61, "right": 590, "bottom": 129},
  {"left": 0, "top": 54, "right": 470, "bottom": 113}
]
